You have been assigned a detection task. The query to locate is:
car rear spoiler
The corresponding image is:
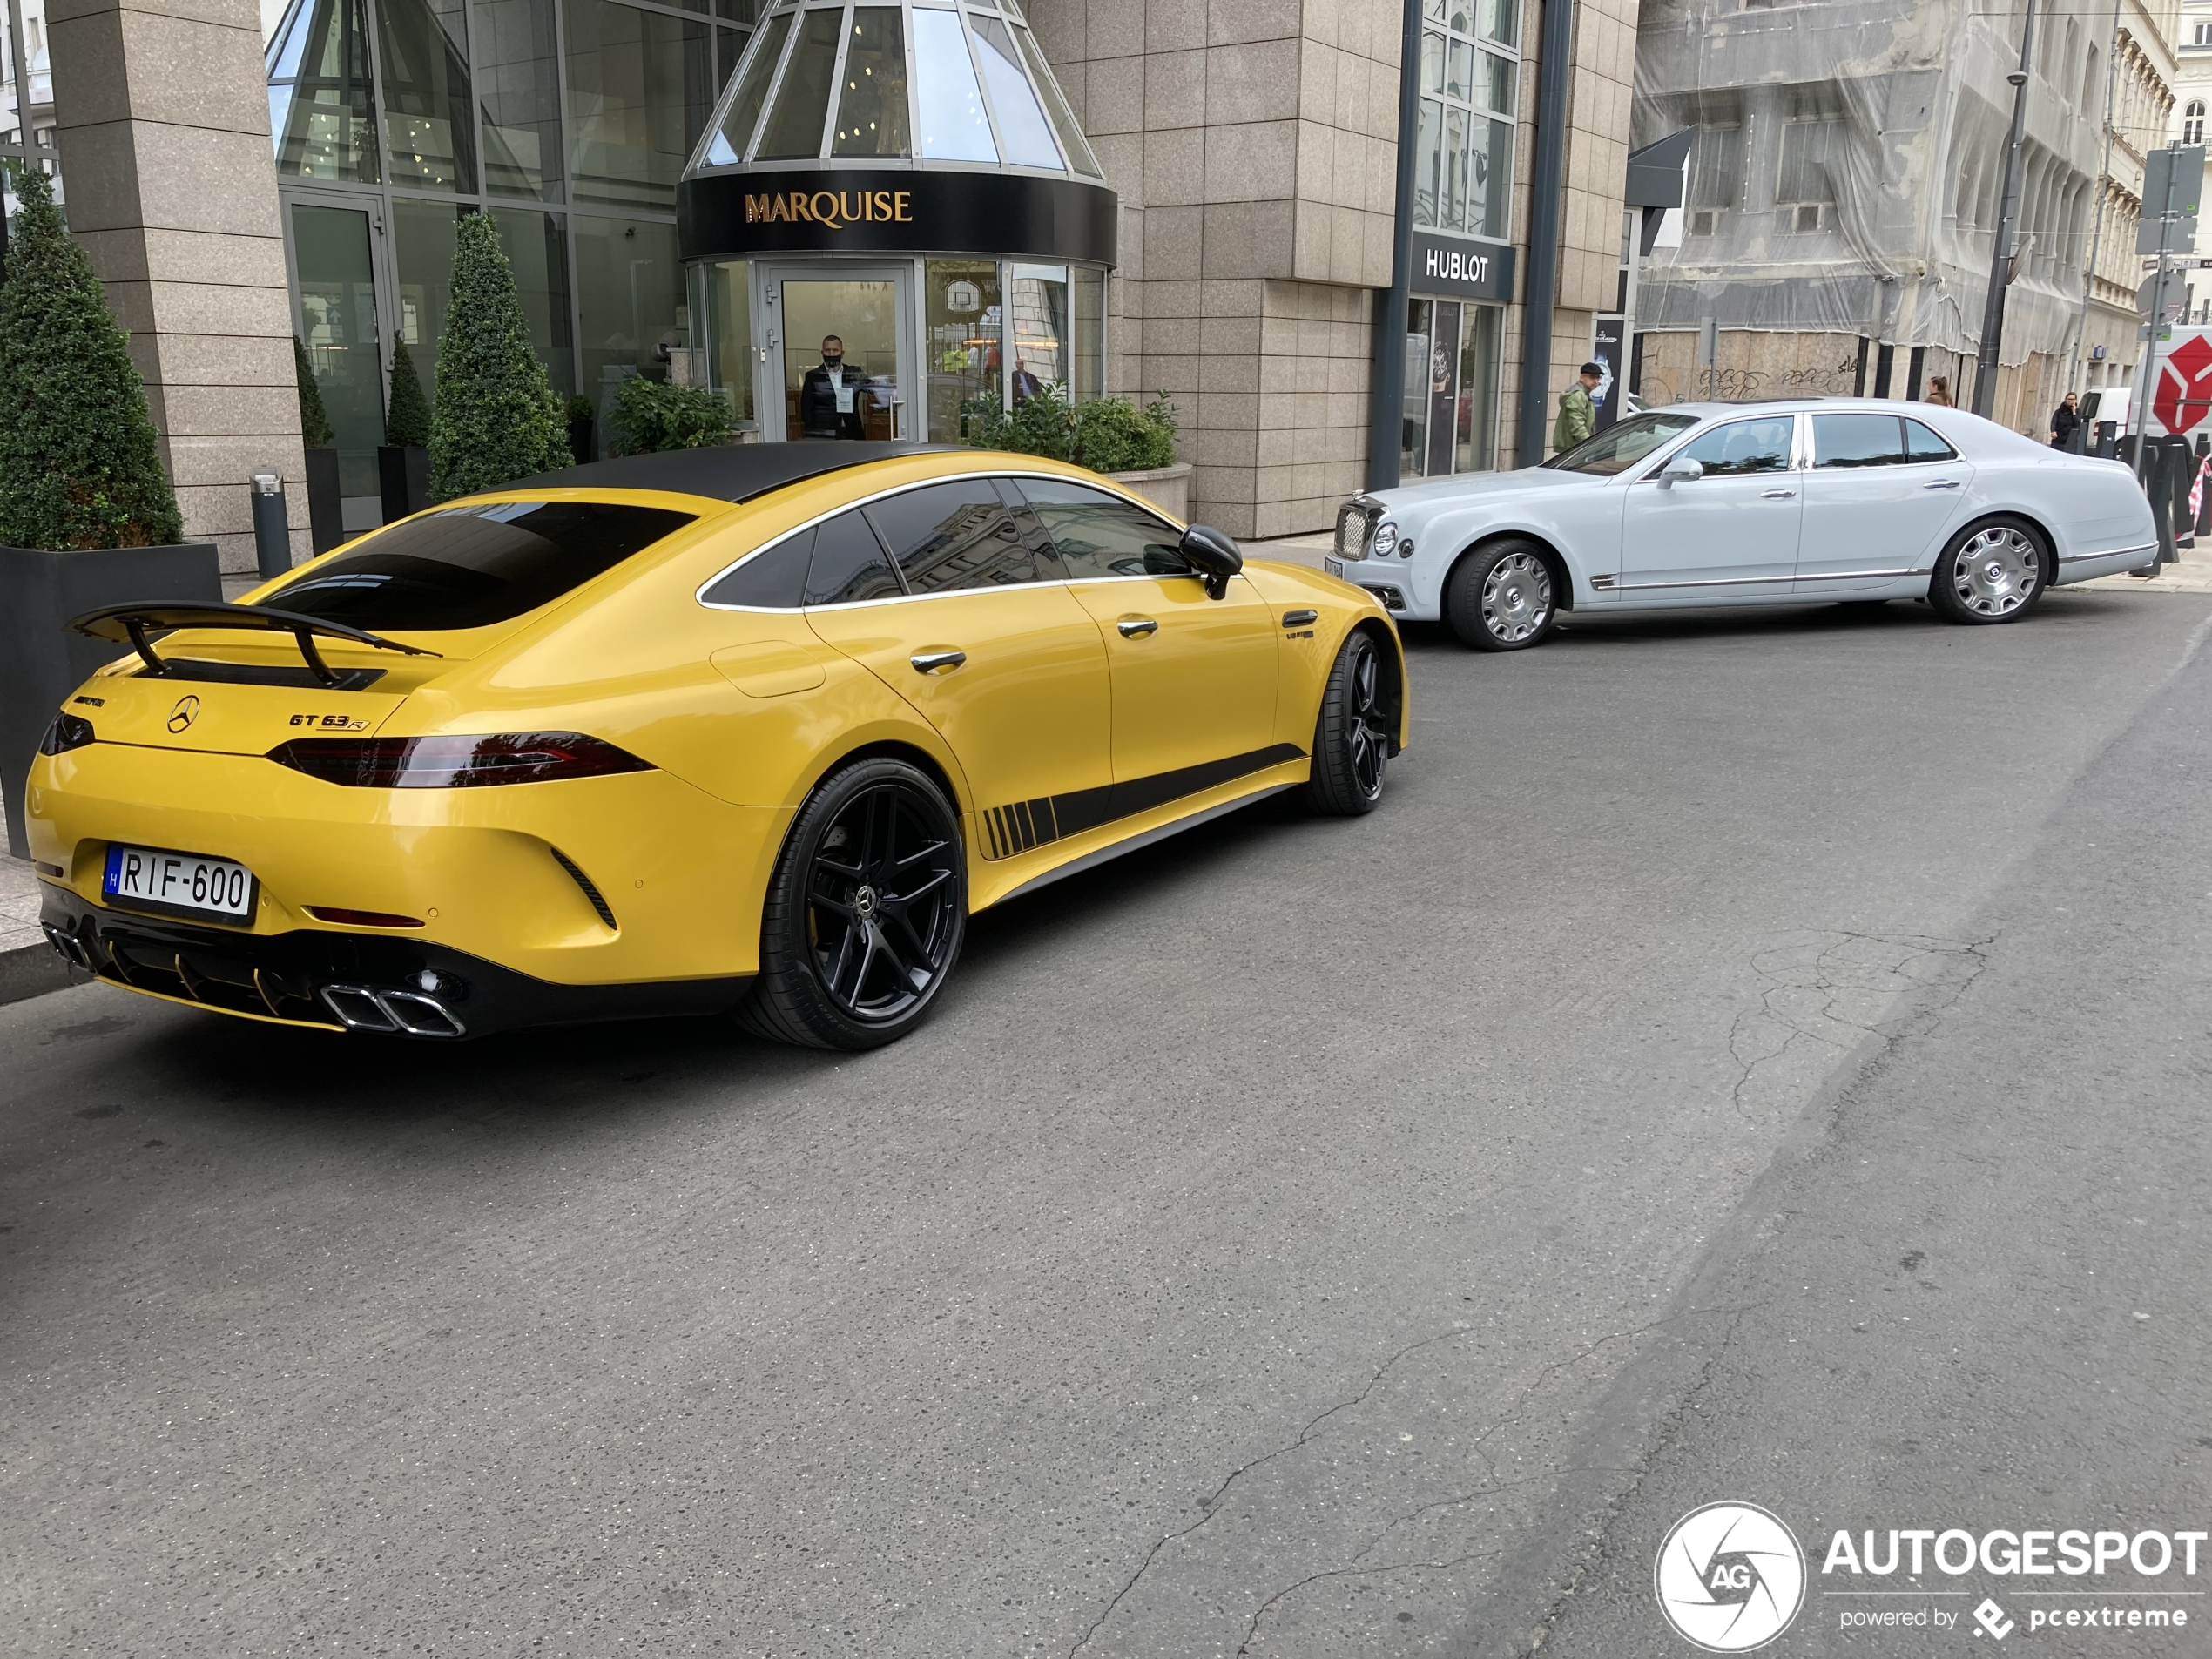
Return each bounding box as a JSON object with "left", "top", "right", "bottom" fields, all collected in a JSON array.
[{"left": 68, "top": 602, "right": 441, "bottom": 688}]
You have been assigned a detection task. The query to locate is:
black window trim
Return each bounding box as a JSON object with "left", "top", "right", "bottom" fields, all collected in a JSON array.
[{"left": 693, "top": 469, "right": 1195, "bottom": 612}]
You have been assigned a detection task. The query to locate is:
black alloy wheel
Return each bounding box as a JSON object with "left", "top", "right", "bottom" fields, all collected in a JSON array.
[
  {"left": 1305, "top": 630, "right": 1392, "bottom": 816},
  {"left": 742, "top": 756, "right": 967, "bottom": 1049},
  {"left": 1445, "top": 537, "right": 1559, "bottom": 651}
]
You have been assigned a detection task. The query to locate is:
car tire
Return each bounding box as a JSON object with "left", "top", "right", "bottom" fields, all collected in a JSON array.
[
  {"left": 1927, "top": 516, "right": 2049, "bottom": 625},
  {"left": 1305, "top": 630, "right": 1392, "bottom": 816},
  {"left": 739, "top": 755, "right": 967, "bottom": 1050},
  {"left": 1444, "top": 539, "right": 1558, "bottom": 651}
]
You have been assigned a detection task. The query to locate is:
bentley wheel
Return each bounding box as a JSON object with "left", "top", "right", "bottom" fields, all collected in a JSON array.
[
  {"left": 1929, "top": 517, "right": 2047, "bottom": 625},
  {"left": 1445, "top": 540, "right": 1558, "bottom": 651},
  {"left": 741, "top": 756, "right": 966, "bottom": 1049},
  {"left": 1305, "top": 630, "right": 1393, "bottom": 816}
]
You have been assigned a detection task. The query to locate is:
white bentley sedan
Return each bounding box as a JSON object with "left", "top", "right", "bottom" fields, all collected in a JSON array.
[{"left": 1328, "top": 400, "right": 2159, "bottom": 650}]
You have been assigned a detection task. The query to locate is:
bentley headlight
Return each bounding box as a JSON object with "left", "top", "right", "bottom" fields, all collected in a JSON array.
[{"left": 1370, "top": 520, "right": 1399, "bottom": 558}]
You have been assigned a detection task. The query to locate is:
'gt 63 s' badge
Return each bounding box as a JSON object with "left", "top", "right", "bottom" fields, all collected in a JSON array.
[{"left": 1654, "top": 1501, "right": 1805, "bottom": 1652}]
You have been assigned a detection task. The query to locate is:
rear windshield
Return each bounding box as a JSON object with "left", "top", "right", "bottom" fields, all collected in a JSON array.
[{"left": 266, "top": 501, "right": 697, "bottom": 631}]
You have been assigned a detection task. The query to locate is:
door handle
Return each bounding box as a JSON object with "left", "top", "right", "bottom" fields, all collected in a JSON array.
[
  {"left": 1760, "top": 488, "right": 1797, "bottom": 499},
  {"left": 910, "top": 650, "right": 966, "bottom": 674},
  {"left": 1924, "top": 479, "right": 1963, "bottom": 489},
  {"left": 1116, "top": 617, "right": 1159, "bottom": 638}
]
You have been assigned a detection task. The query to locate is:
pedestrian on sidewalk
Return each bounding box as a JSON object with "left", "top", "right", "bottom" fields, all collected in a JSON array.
[
  {"left": 2051, "top": 391, "right": 2080, "bottom": 449},
  {"left": 1925, "top": 377, "right": 1953, "bottom": 408},
  {"left": 1552, "top": 362, "right": 1601, "bottom": 455}
]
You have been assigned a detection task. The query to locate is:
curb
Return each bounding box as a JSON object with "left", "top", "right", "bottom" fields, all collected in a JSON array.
[{"left": 0, "top": 940, "right": 91, "bottom": 1007}]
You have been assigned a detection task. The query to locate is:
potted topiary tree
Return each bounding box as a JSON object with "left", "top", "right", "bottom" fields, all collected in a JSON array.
[
  {"left": 294, "top": 333, "right": 342, "bottom": 553},
  {"left": 0, "top": 164, "right": 219, "bottom": 857},
  {"left": 429, "top": 212, "right": 571, "bottom": 500},
  {"left": 378, "top": 333, "right": 431, "bottom": 523}
]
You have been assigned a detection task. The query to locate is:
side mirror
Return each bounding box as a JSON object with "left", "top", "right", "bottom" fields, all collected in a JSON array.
[
  {"left": 1180, "top": 523, "right": 1244, "bottom": 600},
  {"left": 1656, "top": 455, "right": 1703, "bottom": 489}
]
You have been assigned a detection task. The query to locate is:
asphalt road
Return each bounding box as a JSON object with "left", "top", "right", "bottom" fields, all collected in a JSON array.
[{"left": 4, "top": 588, "right": 2209, "bottom": 1658}]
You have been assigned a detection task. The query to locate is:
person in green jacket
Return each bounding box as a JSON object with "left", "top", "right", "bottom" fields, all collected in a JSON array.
[{"left": 1552, "top": 361, "right": 1602, "bottom": 455}]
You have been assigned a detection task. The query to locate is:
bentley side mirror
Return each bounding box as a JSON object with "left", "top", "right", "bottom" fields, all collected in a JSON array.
[
  {"left": 1656, "top": 455, "right": 1704, "bottom": 489},
  {"left": 1180, "top": 524, "right": 1244, "bottom": 600}
]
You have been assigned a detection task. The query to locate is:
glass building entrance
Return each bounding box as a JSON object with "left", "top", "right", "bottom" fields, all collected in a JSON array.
[
  {"left": 1402, "top": 296, "right": 1503, "bottom": 478},
  {"left": 678, "top": 1, "right": 1117, "bottom": 445},
  {"left": 265, "top": 0, "right": 763, "bottom": 515}
]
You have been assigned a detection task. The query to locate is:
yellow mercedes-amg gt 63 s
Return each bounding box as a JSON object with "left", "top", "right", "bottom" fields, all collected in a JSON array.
[{"left": 27, "top": 444, "right": 1405, "bottom": 1049}]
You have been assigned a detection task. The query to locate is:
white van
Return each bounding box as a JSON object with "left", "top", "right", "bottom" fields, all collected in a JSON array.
[{"left": 2080, "top": 384, "right": 2130, "bottom": 433}]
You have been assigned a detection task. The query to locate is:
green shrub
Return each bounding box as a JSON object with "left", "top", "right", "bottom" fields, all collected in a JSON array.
[
  {"left": 294, "top": 334, "right": 334, "bottom": 449},
  {"left": 966, "top": 386, "right": 1179, "bottom": 474},
  {"left": 1074, "top": 394, "right": 1178, "bottom": 472},
  {"left": 564, "top": 394, "right": 595, "bottom": 425},
  {"left": 428, "top": 212, "right": 570, "bottom": 501},
  {"left": 608, "top": 375, "right": 734, "bottom": 455},
  {"left": 0, "top": 165, "right": 184, "bottom": 550},
  {"left": 965, "top": 381, "right": 1076, "bottom": 462},
  {"left": 383, "top": 334, "right": 431, "bottom": 448}
]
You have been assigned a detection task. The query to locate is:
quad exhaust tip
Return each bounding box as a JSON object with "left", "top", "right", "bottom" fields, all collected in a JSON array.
[
  {"left": 42, "top": 924, "right": 94, "bottom": 972},
  {"left": 320, "top": 985, "right": 467, "bottom": 1038}
]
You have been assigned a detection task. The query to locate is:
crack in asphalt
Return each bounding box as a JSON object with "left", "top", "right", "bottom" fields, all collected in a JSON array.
[
  {"left": 1230, "top": 1309, "right": 1753, "bottom": 1657},
  {"left": 1511, "top": 1305, "right": 1756, "bottom": 1656},
  {"left": 1724, "top": 931, "right": 1993, "bottom": 1123},
  {"left": 1069, "top": 934, "right": 1988, "bottom": 1658},
  {"left": 1065, "top": 1323, "right": 1482, "bottom": 1658},
  {"left": 1069, "top": 1309, "right": 1750, "bottom": 1659}
]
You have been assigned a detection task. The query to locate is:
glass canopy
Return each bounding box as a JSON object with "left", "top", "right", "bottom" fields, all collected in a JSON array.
[{"left": 688, "top": 0, "right": 1101, "bottom": 179}]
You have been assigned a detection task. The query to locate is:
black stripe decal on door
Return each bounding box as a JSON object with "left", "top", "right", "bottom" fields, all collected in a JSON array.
[{"left": 977, "top": 743, "right": 1305, "bottom": 860}]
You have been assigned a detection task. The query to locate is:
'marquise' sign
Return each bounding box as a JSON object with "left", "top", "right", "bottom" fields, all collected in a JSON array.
[
  {"left": 679, "top": 168, "right": 1118, "bottom": 266},
  {"left": 1412, "top": 232, "right": 1516, "bottom": 303}
]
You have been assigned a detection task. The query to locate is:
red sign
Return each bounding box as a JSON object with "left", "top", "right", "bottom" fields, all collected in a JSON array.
[{"left": 2153, "top": 330, "right": 2212, "bottom": 433}]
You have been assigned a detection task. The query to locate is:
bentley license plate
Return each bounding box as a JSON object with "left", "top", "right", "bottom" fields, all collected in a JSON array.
[
  {"left": 104, "top": 844, "right": 257, "bottom": 923},
  {"left": 1325, "top": 556, "right": 1345, "bottom": 577}
]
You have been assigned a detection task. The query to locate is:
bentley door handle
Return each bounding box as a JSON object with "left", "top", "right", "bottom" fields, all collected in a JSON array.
[
  {"left": 910, "top": 650, "right": 967, "bottom": 674},
  {"left": 1116, "top": 617, "right": 1159, "bottom": 638},
  {"left": 1760, "top": 488, "right": 1797, "bottom": 500},
  {"left": 1924, "top": 479, "right": 1963, "bottom": 489}
]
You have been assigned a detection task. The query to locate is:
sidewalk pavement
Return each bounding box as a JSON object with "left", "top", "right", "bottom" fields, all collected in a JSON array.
[
  {"left": 0, "top": 853, "right": 79, "bottom": 1006},
  {"left": 2086, "top": 544, "right": 2212, "bottom": 593}
]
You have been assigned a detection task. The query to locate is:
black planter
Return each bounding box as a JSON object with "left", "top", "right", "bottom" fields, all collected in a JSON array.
[
  {"left": 378, "top": 444, "right": 430, "bottom": 523},
  {"left": 569, "top": 415, "right": 595, "bottom": 465},
  {"left": 0, "top": 541, "right": 222, "bottom": 859},
  {"left": 304, "top": 446, "right": 344, "bottom": 554}
]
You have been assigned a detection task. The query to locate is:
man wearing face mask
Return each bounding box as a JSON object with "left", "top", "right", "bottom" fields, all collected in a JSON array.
[{"left": 798, "top": 335, "right": 867, "bottom": 440}]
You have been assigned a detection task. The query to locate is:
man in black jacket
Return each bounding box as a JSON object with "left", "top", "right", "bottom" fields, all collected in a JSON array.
[{"left": 797, "top": 335, "right": 866, "bottom": 440}]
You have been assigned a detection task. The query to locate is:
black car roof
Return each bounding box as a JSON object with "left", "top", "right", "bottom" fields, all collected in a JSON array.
[{"left": 506, "top": 441, "right": 963, "bottom": 503}]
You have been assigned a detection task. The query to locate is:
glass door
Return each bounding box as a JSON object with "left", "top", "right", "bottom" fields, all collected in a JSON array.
[
  {"left": 756, "top": 263, "right": 914, "bottom": 442},
  {"left": 284, "top": 192, "right": 392, "bottom": 532}
]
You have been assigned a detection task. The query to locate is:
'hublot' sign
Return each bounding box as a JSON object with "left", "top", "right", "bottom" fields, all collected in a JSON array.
[
  {"left": 1411, "top": 231, "right": 1516, "bottom": 302},
  {"left": 679, "top": 168, "right": 1118, "bottom": 266}
]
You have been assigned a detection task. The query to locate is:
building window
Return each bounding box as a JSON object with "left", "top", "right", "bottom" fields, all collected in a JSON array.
[
  {"left": 2195, "top": 22, "right": 2212, "bottom": 44},
  {"left": 2188, "top": 99, "right": 2206, "bottom": 144},
  {"left": 266, "top": 0, "right": 756, "bottom": 481},
  {"left": 1413, "top": 0, "right": 1518, "bottom": 241}
]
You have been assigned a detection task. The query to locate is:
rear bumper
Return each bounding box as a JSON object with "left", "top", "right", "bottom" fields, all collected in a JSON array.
[{"left": 38, "top": 885, "right": 750, "bottom": 1039}]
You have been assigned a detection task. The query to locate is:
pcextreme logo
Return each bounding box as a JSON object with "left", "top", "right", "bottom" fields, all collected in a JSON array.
[{"left": 1655, "top": 1502, "right": 1808, "bottom": 1652}]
